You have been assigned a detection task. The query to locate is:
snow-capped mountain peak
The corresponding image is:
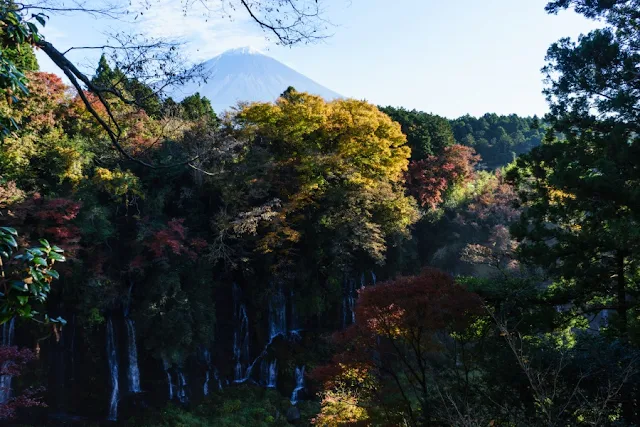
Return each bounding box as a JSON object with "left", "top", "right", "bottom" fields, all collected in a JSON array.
[
  {"left": 173, "top": 48, "right": 342, "bottom": 113},
  {"left": 222, "top": 46, "right": 264, "bottom": 56}
]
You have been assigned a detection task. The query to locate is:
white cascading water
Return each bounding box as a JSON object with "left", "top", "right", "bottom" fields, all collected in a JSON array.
[
  {"left": 269, "top": 287, "right": 287, "bottom": 339},
  {"left": 176, "top": 371, "right": 188, "bottom": 403},
  {"left": 162, "top": 358, "right": 174, "bottom": 400},
  {"left": 213, "top": 368, "right": 223, "bottom": 391},
  {"left": 106, "top": 318, "right": 119, "bottom": 421},
  {"left": 260, "top": 359, "right": 277, "bottom": 388},
  {"left": 290, "top": 366, "right": 305, "bottom": 405},
  {"left": 0, "top": 318, "right": 15, "bottom": 403},
  {"left": 343, "top": 278, "right": 356, "bottom": 328},
  {"left": 343, "top": 273, "right": 375, "bottom": 328},
  {"left": 289, "top": 290, "right": 302, "bottom": 335},
  {"left": 232, "top": 284, "right": 250, "bottom": 382},
  {"left": 245, "top": 286, "right": 288, "bottom": 382},
  {"left": 124, "top": 282, "right": 141, "bottom": 393},
  {"left": 202, "top": 348, "right": 211, "bottom": 396},
  {"left": 125, "top": 319, "right": 141, "bottom": 393}
]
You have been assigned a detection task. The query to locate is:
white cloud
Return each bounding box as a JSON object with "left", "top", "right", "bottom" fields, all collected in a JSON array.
[{"left": 130, "top": 0, "right": 273, "bottom": 61}]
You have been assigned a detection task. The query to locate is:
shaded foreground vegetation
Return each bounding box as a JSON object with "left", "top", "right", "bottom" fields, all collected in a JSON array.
[{"left": 1, "top": 0, "right": 640, "bottom": 425}]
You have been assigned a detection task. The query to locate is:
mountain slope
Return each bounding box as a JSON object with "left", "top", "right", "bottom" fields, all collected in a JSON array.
[{"left": 173, "top": 47, "right": 342, "bottom": 113}]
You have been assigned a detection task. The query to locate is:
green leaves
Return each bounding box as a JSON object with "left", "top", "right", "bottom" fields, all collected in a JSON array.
[
  {"left": 1, "top": 5, "right": 47, "bottom": 138},
  {"left": 0, "top": 227, "right": 65, "bottom": 324},
  {"left": 509, "top": 0, "right": 640, "bottom": 338}
]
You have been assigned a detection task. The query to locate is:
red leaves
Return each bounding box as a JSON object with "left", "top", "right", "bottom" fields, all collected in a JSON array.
[
  {"left": 0, "top": 388, "right": 46, "bottom": 420},
  {"left": 0, "top": 346, "right": 44, "bottom": 420},
  {"left": 20, "top": 72, "right": 70, "bottom": 132},
  {"left": 144, "top": 218, "right": 207, "bottom": 262},
  {"left": 33, "top": 198, "right": 81, "bottom": 223},
  {"left": 147, "top": 218, "right": 187, "bottom": 258},
  {"left": 357, "top": 268, "right": 482, "bottom": 336},
  {"left": 2, "top": 196, "right": 81, "bottom": 259},
  {"left": 31, "top": 197, "right": 81, "bottom": 256},
  {"left": 464, "top": 170, "right": 519, "bottom": 226},
  {"left": 406, "top": 144, "right": 480, "bottom": 209},
  {"left": 0, "top": 346, "right": 35, "bottom": 377},
  {"left": 312, "top": 268, "right": 482, "bottom": 391}
]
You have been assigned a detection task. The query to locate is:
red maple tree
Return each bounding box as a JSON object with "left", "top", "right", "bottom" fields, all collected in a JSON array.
[
  {"left": 0, "top": 346, "right": 45, "bottom": 420},
  {"left": 311, "top": 269, "right": 482, "bottom": 425},
  {"left": 405, "top": 144, "right": 480, "bottom": 209}
]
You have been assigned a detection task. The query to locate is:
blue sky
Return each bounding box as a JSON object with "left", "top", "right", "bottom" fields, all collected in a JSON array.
[{"left": 37, "top": 0, "right": 600, "bottom": 118}]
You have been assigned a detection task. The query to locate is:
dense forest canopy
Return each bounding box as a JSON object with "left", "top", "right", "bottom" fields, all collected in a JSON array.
[
  {"left": 0, "top": 0, "right": 639, "bottom": 426},
  {"left": 379, "top": 106, "right": 545, "bottom": 169}
]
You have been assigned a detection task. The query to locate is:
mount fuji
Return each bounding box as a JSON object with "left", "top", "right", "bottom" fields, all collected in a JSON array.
[{"left": 173, "top": 47, "right": 342, "bottom": 113}]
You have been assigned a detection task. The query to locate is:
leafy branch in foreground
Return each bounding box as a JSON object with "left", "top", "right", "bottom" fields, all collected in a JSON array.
[
  {"left": 2, "top": 0, "right": 333, "bottom": 168},
  {"left": 0, "top": 226, "right": 65, "bottom": 325}
]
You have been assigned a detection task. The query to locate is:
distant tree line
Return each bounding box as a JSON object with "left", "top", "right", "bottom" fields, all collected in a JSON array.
[{"left": 381, "top": 106, "right": 544, "bottom": 169}]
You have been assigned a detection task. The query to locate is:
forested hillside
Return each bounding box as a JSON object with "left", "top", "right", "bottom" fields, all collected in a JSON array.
[
  {"left": 1, "top": 0, "right": 639, "bottom": 426},
  {"left": 451, "top": 113, "right": 544, "bottom": 168},
  {"left": 380, "top": 106, "right": 545, "bottom": 169}
]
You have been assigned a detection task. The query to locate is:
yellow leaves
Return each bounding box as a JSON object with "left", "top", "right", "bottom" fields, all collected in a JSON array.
[
  {"left": 314, "top": 364, "right": 374, "bottom": 426},
  {"left": 365, "top": 303, "right": 407, "bottom": 337},
  {"left": 236, "top": 91, "right": 410, "bottom": 184},
  {"left": 92, "top": 167, "right": 143, "bottom": 204},
  {"left": 238, "top": 92, "right": 328, "bottom": 144},
  {"left": 314, "top": 389, "right": 370, "bottom": 427},
  {"left": 548, "top": 187, "right": 576, "bottom": 204},
  {"left": 231, "top": 89, "right": 419, "bottom": 263},
  {"left": 54, "top": 145, "right": 85, "bottom": 186}
]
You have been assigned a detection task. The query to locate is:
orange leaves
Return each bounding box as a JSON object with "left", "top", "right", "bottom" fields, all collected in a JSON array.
[
  {"left": 143, "top": 218, "right": 207, "bottom": 263},
  {"left": 406, "top": 144, "right": 480, "bottom": 209},
  {"left": 229, "top": 90, "right": 419, "bottom": 267},
  {"left": 356, "top": 268, "right": 482, "bottom": 337},
  {"left": 311, "top": 269, "right": 483, "bottom": 421},
  {"left": 15, "top": 72, "right": 70, "bottom": 132}
]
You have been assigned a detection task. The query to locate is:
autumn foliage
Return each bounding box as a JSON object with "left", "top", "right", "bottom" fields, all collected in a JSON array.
[
  {"left": 311, "top": 269, "right": 482, "bottom": 425},
  {"left": 406, "top": 144, "right": 480, "bottom": 209},
  {"left": 0, "top": 346, "right": 45, "bottom": 420},
  {"left": 143, "top": 218, "right": 207, "bottom": 262}
]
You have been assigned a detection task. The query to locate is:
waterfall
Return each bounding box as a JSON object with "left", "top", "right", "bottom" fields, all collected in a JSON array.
[
  {"left": 202, "top": 349, "right": 211, "bottom": 396},
  {"left": 162, "top": 359, "right": 173, "bottom": 400},
  {"left": 213, "top": 367, "right": 223, "bottom": 391},
  {"left": 289, "top": 290, "right": 302, "bottom": 334},
  {"left": 244, "top": 286, "right": 288, "bottom": 381},
  {"left": 268, "top": 287, "right": 287, "bottom": 339},
  {"left": 290, "top": 366, "right": 305, "bottom": 405},
  {"left": 342, "top": 273, "right": 374, "bottom": 328},
  {"left": 125, "top": 319, "right": 141, "bottom": 393},
  {"left": 260, "top": 359, "right": 277, "bottom": 388},
  {"left": 232, "top": 284, "right": 250, "bottom": 382},
  {"left": 70, "top": 314, "right": 76, "bottom": 382},
  {"left": 0, "top": 318, "right": 15, "bottom": 403},
  {"left": 343, "top": 278, "right": 356, "bottom": 328},
  {"left": 106, "top": 318, "right": 119, "bottom": 421},
  {"left": 176, "top": 371, "right": 188, "bottom": 403},
  {"left": 124, "top": 281, "right": 141, "bottom": 393}
]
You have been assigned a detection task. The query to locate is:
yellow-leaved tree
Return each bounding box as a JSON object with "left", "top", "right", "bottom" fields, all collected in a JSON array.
[{"left": 220, "top": 89, "right": 419, "bottom": 276}]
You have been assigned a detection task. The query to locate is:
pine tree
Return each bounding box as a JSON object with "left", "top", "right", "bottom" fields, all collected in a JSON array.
[{"left": 509, "top": 0, "right": 640, "bottom": 338}]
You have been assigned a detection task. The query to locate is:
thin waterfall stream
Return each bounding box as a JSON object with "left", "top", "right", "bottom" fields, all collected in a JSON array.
[
  {"left": 124, "top": 282, "right": 141, "bottom": 393},
  {"left": 0, "top": 318, "right": 15, "bottom": 403},
  {"left": 106, "top": 318, "right": 119, "bottom": 421},
  {"left": 290, "top": 366, "right": 305, "bottom": 405}
]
